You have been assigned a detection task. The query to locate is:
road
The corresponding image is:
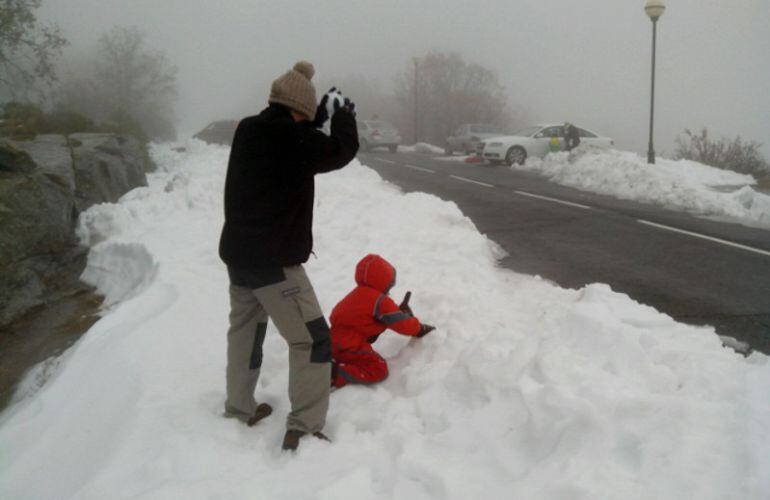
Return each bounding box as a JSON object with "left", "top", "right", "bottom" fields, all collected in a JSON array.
[{"left": 358, "top": 150, "right": 770, "bottom": 354}]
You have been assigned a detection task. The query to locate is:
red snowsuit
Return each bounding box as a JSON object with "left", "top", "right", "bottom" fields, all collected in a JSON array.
[{"left": 330, "top": 254, "right": 424, "bottom": 387}]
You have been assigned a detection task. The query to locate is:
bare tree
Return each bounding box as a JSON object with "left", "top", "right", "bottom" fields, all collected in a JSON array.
[
  {"left": 0, "top": 0, "right": 67, "bottom": 100},
  {"left": 56, "top": 26, "right": 177, "bottom": 141},
  {"left": 395, "top": 52, "right": 513, "bottom": 145},
  {"left": 674, "top": 128, "right": 769, "bottom": 178}
]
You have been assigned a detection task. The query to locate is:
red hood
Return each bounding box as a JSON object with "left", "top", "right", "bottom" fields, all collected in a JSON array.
[{"left": 355, "top": 254, "right": 396, "bottom": 293}]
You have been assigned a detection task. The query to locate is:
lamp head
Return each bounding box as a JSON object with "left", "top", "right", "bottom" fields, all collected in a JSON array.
[{"left": 645, "top": 0, "right": 666, "bottom": 20}]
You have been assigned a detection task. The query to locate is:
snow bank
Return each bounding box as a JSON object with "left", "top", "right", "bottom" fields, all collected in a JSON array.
[
  {"left": 1, "top": 139, "right": 769, "bottom": 500},
  {"left": 518, "top": 148, "right": 770, "bottom": 229},
  {"left": 399, "top": 142, "right": 445, "bottom": 155},
  {"left": 435, "top": 154, "right": 473, "bottom": 162}
]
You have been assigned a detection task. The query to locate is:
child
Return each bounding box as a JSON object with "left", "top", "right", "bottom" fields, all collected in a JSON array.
[{"left": 330, "top": 254, "right": 435, "bottom": 388}]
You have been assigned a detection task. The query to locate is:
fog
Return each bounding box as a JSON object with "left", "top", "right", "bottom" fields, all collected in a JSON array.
[{"left": 40, "top": 0, "right": 770, "bottom": 156}]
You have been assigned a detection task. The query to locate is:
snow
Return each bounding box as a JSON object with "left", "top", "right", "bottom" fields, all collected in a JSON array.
[
  {"left": 436, "top": 154, "right": 474, "bottom": 162},
  {"left": 398, "top": 142, "right": 445, "bottom": 155},
  {"left": 517, "top": 148, "right": 770, "bottom": 229},
  {"left": 1, "top": 139, "right": 769, "bottom": 499}
]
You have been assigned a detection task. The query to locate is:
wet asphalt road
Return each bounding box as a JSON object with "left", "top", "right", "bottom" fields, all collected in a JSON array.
[{"left": 358, "top": 150, "right": 770, "bottom": 354}]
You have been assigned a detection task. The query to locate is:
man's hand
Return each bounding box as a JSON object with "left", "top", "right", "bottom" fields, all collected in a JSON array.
[
  {"left": 416, "top": 323, "right": 435, "bottom": 338},
  {"left": 333, "top": 95, "right": 356, "bottom": 117},
  {"left": 399, "top": 291, "right": 412, "bottom": 316},
  {"left": 312, "top": 87, "right": 340, "bottom": 128}
]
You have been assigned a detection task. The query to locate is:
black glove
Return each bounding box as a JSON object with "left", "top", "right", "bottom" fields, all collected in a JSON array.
[
  {"left": 399, "top": 291, "right": 413, "bottom": 316},
  {"left": 416, "top": 323, "right": 435, "bottom": 338},
  {"left": 311, "top": 90, "right": 332, "bottom": 128},
  {"left": 334, "top": 96, "right": 356, "bottom": 117}
]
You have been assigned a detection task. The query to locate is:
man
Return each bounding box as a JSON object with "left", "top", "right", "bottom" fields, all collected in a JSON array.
[
  {"left": 219, "top": 61, "right": 358, "bottom": 451},
  {"left": 563, "top": 122, "right": 581, "bottom": 151}
]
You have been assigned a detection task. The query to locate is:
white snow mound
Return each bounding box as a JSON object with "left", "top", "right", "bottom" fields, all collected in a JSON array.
[
  {"left": 399, "top": 142, "right": 445, "bottom": 155},
  {"left": 519, "top": 148, "right": 770, "bottom": 229},
  {"left": 1, "top": 141, "right": 768, "bottom": 500}
]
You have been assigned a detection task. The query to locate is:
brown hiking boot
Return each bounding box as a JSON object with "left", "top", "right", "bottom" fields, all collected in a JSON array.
[
  {"left": 247, "top": 403, "right": 273, "bottom": 426},
  {"left": 224, "top": 402, "right": 272, "bottom": 426},
  {"left": 282, "top": 429, "right": 330, "bottom": 451}
]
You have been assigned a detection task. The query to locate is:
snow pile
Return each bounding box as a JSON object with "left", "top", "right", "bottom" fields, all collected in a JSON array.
[
  {"left": 1, "top": 140, "right": 769, "bottom": 499},
  {"left": 399, "top": 142, "right": 444, "bottom": 155},
  {"left": 520, "top": 149, "right": 770, "bottom": 229}
]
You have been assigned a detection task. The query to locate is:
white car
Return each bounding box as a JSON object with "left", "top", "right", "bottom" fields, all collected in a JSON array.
[{"left": 479, "top": 124, "right": 614, "bottom": 165}]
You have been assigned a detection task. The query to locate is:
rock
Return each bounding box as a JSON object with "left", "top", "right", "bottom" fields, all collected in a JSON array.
[
  {"left": 6, "top": 135, "right": 75, "bottom": 193},
  {"left": 193, "top": 120, "right": 238, "bottom": 146},
  {"left": 0, "top": 133, "right": 152, "bottom": 328},
  {"left": 0, "top": 142, "right": 36, "bottom": 174},
  {"left": 69, "top": 133, "right": 150, "bottom": 211}
]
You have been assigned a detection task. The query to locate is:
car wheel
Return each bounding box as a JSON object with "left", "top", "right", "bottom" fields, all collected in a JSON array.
[
  {"left": 505, "top": 146, "right": 527, "bottom": 166},
  {"left": 388, "top": 145, "right": 397, "bottom": 153},
  {"left": 488, "top": 160, "right": 501, "bottom": 166}
]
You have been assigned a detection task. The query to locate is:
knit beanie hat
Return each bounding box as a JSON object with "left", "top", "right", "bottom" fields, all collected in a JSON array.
[{"left": 268, "top": 61, "right": 317, "bottom": 119}]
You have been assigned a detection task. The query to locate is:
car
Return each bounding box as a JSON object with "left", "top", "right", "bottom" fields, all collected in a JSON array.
[
  {"left": 193, "top": 120, "right": 238, "bottom": 146},
  {"left": 357, "top": 120, "right": 401, "bottom": 152},
  {"left": 445, "top": 123, "right": 505, "bottom": 155},
  {"left": 479, "top": 123, "right": 614, "bottom": 165}
]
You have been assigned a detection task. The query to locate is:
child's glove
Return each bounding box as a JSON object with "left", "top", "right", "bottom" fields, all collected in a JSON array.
[{"left": 416, "top": 324, "right": 435, "bottom": 337}]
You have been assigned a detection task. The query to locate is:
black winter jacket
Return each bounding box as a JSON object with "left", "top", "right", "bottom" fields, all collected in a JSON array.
[{"left": 218, "top": 104, "right": 358, "bottom": 269}]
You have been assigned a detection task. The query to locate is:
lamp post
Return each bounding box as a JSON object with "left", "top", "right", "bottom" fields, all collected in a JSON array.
[
  {"left": 413, "top": 57, "right": 420, "bottom": 145},
  {"left": 645, "top": 0, "right": 665, "bottom": 164}
]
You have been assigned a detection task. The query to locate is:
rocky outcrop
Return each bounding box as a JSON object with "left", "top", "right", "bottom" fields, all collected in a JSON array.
[
  {"left": 0, "top": 134, "right": 152, "bottom": 327},
  {"left": 193, "top": 120, "right": 238, "bottom": 146}
]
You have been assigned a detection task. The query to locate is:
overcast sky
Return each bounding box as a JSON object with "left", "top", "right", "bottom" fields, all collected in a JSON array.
[{"left": 40, "top": 0, "right": 770, "bottom": 156}]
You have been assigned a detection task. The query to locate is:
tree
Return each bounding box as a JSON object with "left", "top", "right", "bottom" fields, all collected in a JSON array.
[
  {"left": 56, "top": 26, "right": 178, "bottom": 141},
  {"left": 395, "top": 52, "right": 513, "bottom": 145},
  {"left": 674, "top": 128, "right": 769, "bottom": 178},
  {"left": 0, "top": 0, "right": 67, "bottom": 100}
]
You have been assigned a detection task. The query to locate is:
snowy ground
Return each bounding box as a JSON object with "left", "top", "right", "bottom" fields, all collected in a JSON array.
[
  {"left": 1, "top": 140, "right": 769, "bottom": 499},
  {"left": 398, "top": 142, "right": 444, "bottom": 155},
  {"left": 517, "top": 148, "right": 770, "bottom": 230}
]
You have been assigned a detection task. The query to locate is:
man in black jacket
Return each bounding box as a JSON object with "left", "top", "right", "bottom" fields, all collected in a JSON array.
[
  {"left": 563, "top": 122, "right": 581, "bottom": 152},
  {"left": 219, "top": 61, "right": 358, "bottom": 451}
]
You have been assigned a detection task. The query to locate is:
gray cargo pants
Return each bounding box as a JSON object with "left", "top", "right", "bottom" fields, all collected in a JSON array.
[{"left": 225, "top": 265, "right": 331, "bottom": 434}]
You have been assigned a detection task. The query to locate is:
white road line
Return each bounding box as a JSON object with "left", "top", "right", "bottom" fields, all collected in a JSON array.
[
  {"left": 375, "top": 158, "right": 397, "bottom": 164},
  {"left": 638, "top": 219, "right": 770, "bottom": 257},
  {"left": 450, "top": 175, "right": 494, "bottom": 188},
  {"left": 514, "top": 190, "right": 592, "bottom": 210},
  {"left": 403, "top": 164, "right": 436, "bottom": 173}
]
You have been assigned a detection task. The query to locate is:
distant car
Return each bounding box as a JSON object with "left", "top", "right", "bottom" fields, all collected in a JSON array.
[
  {"left": 445, "top": 124, "right": 505, "bottom": 155},
  {"left": 479, "top": 124, "right": 614, "bottom": 165},
  {"left": 357, "top": 120, "right": 401, "bottom": 153},
  {"left": 193, "top": 120, "right": 238, "bottom": 146}
]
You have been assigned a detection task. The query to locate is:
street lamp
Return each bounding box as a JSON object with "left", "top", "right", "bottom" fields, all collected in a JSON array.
[
  {"left": 412, "top": 57, "right": 420, "bottom": 145},
  {"left": 645, "top": 0, "right": 665, "bottom": 164}
]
